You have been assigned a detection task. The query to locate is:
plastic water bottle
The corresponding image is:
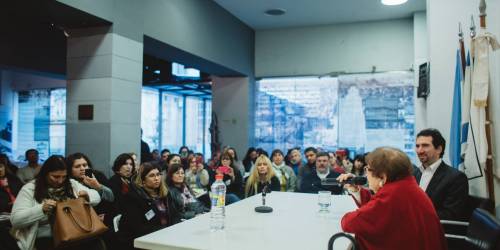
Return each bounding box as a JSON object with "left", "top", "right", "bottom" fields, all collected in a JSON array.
[{"left": 210, "top": 173, "right": 226, "bottom": 231}]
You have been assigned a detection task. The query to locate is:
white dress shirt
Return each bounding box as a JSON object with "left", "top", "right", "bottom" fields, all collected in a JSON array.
[{"left": 418, "top": 159, "right": 442, "bottom": 192}]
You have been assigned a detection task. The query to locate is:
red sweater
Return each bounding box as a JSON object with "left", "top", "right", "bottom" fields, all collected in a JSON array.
[{"left": 341, "top": 176, "right": 447, "bottom": 250}]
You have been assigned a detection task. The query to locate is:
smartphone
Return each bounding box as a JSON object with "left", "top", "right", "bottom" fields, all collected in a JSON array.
[
  {"left": 84, "top": 168, "right": 93, "bottom": 178},
  {"left": 218, "top": 166, "right": 230, "bottom": 174}
]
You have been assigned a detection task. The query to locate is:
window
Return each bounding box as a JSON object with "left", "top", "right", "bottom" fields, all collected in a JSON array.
[
  {"left": 141, "top": 88, "right": 160, "bottom": 150},
  {"left": 141, "top": 88, "right": 212, "bottom": 157},
  {"left": 161, "top": 92, "right": 184, "bottom": 152},
  {"left": 15, "top": 88, "right": 66, "bottom": 161},
  {"left": 255, "top": 72, "right": 415, "bottom": 161}
]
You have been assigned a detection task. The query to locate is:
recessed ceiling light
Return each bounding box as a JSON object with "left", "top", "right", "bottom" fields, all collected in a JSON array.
[
  {"left": 265, "top": 8, "right": 286, "bottom": 16},
  {"left": 381, "top": 0, "right": 408, "bottom": 5}
]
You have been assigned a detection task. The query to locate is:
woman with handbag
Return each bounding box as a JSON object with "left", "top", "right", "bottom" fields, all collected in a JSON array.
[
  {"left": 10, "top": 155, "right": 101, "bottom": 250},
  {"left": 119, "top": 162, "right": 181, "bottom": 250}
]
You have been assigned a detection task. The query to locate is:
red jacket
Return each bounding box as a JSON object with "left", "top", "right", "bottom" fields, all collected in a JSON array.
[{"left": 341, "top": 176, "right": 447, "bottom": 250}]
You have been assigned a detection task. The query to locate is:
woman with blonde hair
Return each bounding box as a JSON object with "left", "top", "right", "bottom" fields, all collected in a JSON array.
[
  {"left": 118, "top": 162, "right": 181, "bottom": 250},
  {"left": 245, "top": 155, "right": 280, "bottom": 197}
]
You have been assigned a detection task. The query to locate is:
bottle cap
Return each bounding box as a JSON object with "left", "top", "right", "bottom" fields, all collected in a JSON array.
[{"left": 215, "top": 173, "right": 224, "bottom": 180}]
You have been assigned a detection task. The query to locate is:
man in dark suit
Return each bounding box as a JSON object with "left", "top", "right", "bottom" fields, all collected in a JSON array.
[{"left": 414, "top": 128, "right": 469, "bottom": 220}]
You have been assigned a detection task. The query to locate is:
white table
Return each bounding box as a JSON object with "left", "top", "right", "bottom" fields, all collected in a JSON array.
[{"left": 135, "top": 192, "right": 357, "bottom": 250}]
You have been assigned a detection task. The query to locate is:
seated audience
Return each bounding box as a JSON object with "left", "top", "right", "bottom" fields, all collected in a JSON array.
[
  {"left": 339, "top": 147, "right": 446, "bottom": 250},
  {"left": 245, "top": 155, "right": 280, "bottom": 197},
  {"left": 351, "top": 154, "right": 366, "bottom": 176},
  {"left": 10, "top": 155, "right": 101, "bottom": 250},
  {"left": 109, "top": 153, "right": 135, "bottom": 207},
  {"left": 185, "top": 155, "right": 209, "bottom": 197},
  {"left": 66, "top": 153, "right": 114, "bottom": 219},
  {"left": 209, "top": 152, "right": 242, "bottom": 203},
  {"left": 299, "top": 152, "right": 342, "bottom": 194},
  {"left": 286, "top": 147, "right": 304, "bottom": 175},
  {"left": 225, "top": 147, "right": 245, "bottom": 177},
  {"left": 242, "top": 147, "right": 257, "bottom": 172},
  {"left": 165, "top": 164, "right": 208, "bottom": 219},
  {"left": 16, "top": 149, "right": 41, "bottom": 183},
  {"left": 270, "top": 149, "right": 297, "bottom": 192},
  {"left": 129, "top": 152, "right": 140, "bottom": 171},
  {"left": 0, "top": 162, "right": 23, "bottom": 213},
  {"left": 0, "top": 153, "right": 19, "bottom": 174},
  {"left": 119, "top": 162, "right": 181, "bottom": 250}
]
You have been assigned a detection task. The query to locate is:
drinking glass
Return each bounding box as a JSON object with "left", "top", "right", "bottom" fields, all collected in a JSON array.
[{"left": 318, "top": 191, "right": 331, "bottom": 213}]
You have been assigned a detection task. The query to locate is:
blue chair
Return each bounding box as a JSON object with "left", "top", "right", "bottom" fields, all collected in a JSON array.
[
  {"left": 444, "top": 208, "right": 500, "bottom": 250},
  {"left": 328, "top": 232, "right": 358, "bottom": 250}
]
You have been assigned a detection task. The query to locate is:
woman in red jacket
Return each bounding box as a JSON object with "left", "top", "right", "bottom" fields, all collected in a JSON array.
[{"left": 338, "top": 147, "right": 447, "bottom": 250}]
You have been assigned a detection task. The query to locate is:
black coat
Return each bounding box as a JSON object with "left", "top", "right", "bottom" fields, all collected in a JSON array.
[
  {"left": 208, "top": 166, "right": 243, "bottom": 197},
  {"left": 414, "top": 161, "right": 469, "bottom": 220},
  {"left": 0, "top": 174, "right": 23, "bottom": 213},
  {"left": 118, "top": 184, "right": 181, "bottom": 250},
  {"left": 168, "top": 185, "right": 209, "bottom": 219},
  {"left": 299, "top": 169, "right": 343, "bottom": 194}
]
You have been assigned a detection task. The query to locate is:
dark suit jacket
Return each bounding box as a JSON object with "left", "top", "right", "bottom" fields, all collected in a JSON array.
[{"left": 414, "top": 161, "right": 468, "bottom": 220}]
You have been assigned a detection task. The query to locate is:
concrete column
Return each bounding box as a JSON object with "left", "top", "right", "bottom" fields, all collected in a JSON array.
[
  {"left": 66, "top": 27, "right": 142, "bottom": 175},
  {"left": 212, "top": 76, "right": 253, "bottom": 157}
]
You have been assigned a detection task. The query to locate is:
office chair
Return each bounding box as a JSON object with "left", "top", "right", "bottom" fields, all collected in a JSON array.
[
  {"left": 444, "top": 208, "right": 500, "bottom": 250},
  {"left": 328, "top": 232, "right": 358, "bottom": 250}
]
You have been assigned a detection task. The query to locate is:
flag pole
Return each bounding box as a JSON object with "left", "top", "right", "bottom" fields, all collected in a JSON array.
[
  {"left": 458, "top": 23, "right": 466, "bottom": 75},
  {"left": 478, "top": 0, "right": 496, "bottom": 206}
]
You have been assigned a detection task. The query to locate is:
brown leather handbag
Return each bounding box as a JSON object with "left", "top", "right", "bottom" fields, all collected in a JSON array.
[{"left": 52, "top": 197, "right": 108, "bottom": 248}]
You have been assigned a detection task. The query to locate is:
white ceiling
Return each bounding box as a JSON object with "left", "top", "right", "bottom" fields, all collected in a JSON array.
[{"left": 212, "top": 0, "right": 426, "bottom": 30}]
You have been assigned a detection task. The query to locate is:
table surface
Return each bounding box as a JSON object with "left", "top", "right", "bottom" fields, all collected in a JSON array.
[{"left": 135, "top": 192, "right": 357, "bottom": 250}]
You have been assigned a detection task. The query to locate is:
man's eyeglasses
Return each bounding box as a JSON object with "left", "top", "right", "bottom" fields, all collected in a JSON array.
[{"left": 364, "top": 166, "right": 374, "bottom": 172}]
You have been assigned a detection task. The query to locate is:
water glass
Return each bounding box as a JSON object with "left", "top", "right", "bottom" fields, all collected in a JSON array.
[{"left": 318, "top": 191, "right": 331, "bottom": 213}]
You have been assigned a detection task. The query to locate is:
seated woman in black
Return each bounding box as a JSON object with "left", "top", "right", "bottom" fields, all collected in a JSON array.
[
  {"left": 208, "top": 152, "right": 242, "bottom": 203},
  {"left": 245, "top": 155, "right": 280, "bottom": 197},
  {"left": 119, "top": 162, "right": 181, "bottom": 250},
  {"left": 109, "top": 153, "right": 135, "bottom": 206},
  {"left": 165, "top": 164, "right": 208, "bottom": 219},
  {"left": 0, "top": 162, "right": 23, "bottom": 213}
]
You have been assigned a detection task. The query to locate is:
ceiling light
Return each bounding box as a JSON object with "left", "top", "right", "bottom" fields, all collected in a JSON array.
[
  {"left": 265, "top": 8, "right": 286, "bottom": 16},
  {"left": 381, "top": 0, "right": 408, "bottom": 6}
]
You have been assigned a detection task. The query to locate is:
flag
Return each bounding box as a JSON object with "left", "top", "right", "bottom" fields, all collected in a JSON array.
[
  {"left": 460, "top": 52, "right": 471, "bottom": 164},
  {"left": 449, "top": 49, "right": 463, "bottom": 169},
  {"left": 463, "top": 30, "right": 500, "bottom": 198}
]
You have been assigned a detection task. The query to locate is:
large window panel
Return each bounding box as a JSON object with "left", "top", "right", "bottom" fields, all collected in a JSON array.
[
  {"left": 255, "top": 72, "right": 415, "bottom": 161},
  {"left": 185, "top": 97, "right": 204, "bottom": 154},
  {"left": 141, "top": 88, "right": 160, "bottom": 150},
  {"left": 49, "top": 89, "right": 66, "bottom": 156},
  {"left": 204, "top": 100, "right": 212, "bottom": 158},
  {"left": 161, "top": 92, "right": 184, "bottom": 152},
  {"left": 15, "top": 88, "right": 66, "bottom": 161}
]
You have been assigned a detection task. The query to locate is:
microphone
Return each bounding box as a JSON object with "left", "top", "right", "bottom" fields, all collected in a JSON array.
[
  {"left": 255, "top": 183, "right": 273, "bottom": 213},
  {"left": 321, "top": 176, "right": 367, "bottom": 186}
]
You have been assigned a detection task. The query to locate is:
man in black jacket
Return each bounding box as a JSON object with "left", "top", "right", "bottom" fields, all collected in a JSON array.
[
  {"left": 414, "top": 128, "right": 469, "bottom": 220},
  {"left": 299, "top": 152, "right": 342, "bottom": 194}
]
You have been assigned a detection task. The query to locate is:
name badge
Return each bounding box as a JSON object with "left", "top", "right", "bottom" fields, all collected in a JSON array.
[{"left": 145, "top": 209, "right": 155, "bottom": 221}]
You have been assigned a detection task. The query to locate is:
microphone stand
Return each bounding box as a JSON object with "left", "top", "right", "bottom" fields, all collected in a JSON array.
[{"left": 255, "top": 185, "right": 273, "bottom": 213}]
